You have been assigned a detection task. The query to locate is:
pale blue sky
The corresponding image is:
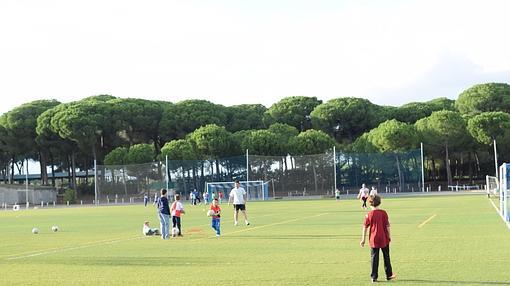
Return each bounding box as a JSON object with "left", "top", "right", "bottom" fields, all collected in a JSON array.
[{"left": 1, "top": 0, "right": 509, "bottom": 115}]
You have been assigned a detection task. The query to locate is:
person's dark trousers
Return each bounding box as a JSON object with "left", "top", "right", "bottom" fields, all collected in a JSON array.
[
  {"left": 371, "top": 246, "right": 393, "bottom": 280},
  {"left": 172, "top": 216, "right": 182, "bottom": 234},
  {"left": 362, "top": 197, "right": 367, "bottom": 208}
]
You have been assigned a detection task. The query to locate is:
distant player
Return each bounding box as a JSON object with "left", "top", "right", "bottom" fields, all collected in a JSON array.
[
  {"left": 143, "top": 194, "right": 148, "bottom": 207},
  {"left": 209, "top": 198, "right": 221, "bottom": 236},
  {"left": 370, "top": 186, "right": 378, "bottom": 196},
  {"left": 142, "top": 221, "right": 160, "bottom": 236},
  {"left": 203, "top": 191, "right": 209, "bottom": 205},
  {"left": 228, "top": 180, "right": 250, "bottom": 226},
  {"left": 357, "top": 183, "right": 369, "bottom": 209},
  {"left": 335, "top": 188, "right": 341, "bottom": 201},
  {"left": 218, "top": 191, "right": 224, "bottom": 204},
  {"left": 360, "top": 195, "right": 396, "bottom": 283},
  {"left": 170, "top": 194, "right": 185, "bottom": 236}
]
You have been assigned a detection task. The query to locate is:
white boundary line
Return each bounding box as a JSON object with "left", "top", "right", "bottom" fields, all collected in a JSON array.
[
  {"left": 7, "top": 236, "right": 144, "bottom": 260},
  {"left": 5, "top": 213, "right": 312, "bottom": 260},
  {"left": 488, "top": 198, "right": 510, "bottom": 230},
  {"left": 418, "top": 214, "right": 437, "bottom": 228}
]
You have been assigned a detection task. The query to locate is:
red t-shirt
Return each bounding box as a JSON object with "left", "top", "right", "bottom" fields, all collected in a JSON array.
[
  {"left": 364, "top": 209, "right": 391, "bottom": 248},
  {"left": 210, "top": 205, "right": 221, "bottom": 218}
]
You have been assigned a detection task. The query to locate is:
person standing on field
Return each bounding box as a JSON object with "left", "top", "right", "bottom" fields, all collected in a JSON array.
[
  {"left": 360, "top": 195, "right": 396, "bottom": 283},
  {"left": 156, "top": 189, "right": 170, "bottom": 239},
  {"left": 370, "top": 186, "right": 378, "bottom": 196},
  {"left": 357, "top": 183, "right": 369, "bottom": 209},
  {"left": 228, "top": 180, "right": 250, "bottom": 226}
]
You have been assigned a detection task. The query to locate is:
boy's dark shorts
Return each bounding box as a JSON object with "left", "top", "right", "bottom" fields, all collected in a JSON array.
[{"left": 233, "top": 204, "right": 246, "bottom": 211}]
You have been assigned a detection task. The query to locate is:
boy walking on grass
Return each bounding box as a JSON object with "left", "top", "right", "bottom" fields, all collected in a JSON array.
[
  {"left": 360, "top": 195, "right": 396, "bottom": 283},
  {"left": 210, "top": 198, "right": 221, "bottom": 236}
]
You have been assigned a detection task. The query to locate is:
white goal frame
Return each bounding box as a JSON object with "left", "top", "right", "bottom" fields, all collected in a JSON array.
[{"left": 205, "top": 180, "right": 268, "bottom": 201}]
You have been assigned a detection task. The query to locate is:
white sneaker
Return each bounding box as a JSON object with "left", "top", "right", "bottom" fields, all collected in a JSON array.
[{"left": 234, "top": 221, "right": 238, "bottom": 226}]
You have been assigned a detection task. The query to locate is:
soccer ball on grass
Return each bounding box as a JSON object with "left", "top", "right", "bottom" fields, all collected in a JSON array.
[
  {"left": 171, "top": 227, "right": 180, "bottom": 237},
  {"left": 52, "top": 226, "right": 59, "bottom": 232},
  {"left": 32, "top": 227, "right": 39, "bottom": 234}
]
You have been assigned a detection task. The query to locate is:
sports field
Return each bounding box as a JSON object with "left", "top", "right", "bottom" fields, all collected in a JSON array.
[{"left": 0, "top": 194, "right": 508, "bottom": 286}]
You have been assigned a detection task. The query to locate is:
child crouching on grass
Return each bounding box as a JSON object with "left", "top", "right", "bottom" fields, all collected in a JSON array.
[
  {"left": 210, "top": 198, "right": 221, "bottom": 237},
  {"left": 360, "top": 195, "right": 396, "bottom": 283}
]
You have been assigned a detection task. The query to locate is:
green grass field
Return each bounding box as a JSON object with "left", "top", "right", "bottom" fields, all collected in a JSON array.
[{"left": 1, "top": 194, "right": 509, "bottom": 286}]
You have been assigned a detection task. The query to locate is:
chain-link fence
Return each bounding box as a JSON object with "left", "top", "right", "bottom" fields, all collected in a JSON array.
[{"left": 96, "top": 149, "right": 422, "bottom": 202}]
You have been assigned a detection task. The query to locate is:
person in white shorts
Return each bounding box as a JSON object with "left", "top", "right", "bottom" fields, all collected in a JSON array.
[
  {"left": 228, "top": 180, "right": 250, "bottom": 226},
  {"left": 357, "top": 183, "right": 370, "bottom": 209}
]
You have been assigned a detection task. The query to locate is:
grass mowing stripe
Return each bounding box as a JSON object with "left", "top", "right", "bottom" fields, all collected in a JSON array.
[
  {"left": 417, "top": 214, "right": 436, "bottom": 228},
  {"left": 488, "top": 198, "right": 510, "bottom": 230}
]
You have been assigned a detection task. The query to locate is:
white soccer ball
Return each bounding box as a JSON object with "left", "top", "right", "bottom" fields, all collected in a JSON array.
[
  {"left": 32, "top": 227, "right": 39, "bottom": 234},
  {"left": 52, "top": 226, "right": 59, "bottom": 232},
  {"left": 207, "top": 210, "right": 215, "bottom": 217},
  {"left": 171, "top": 227, "right": 179, "bottom": 237}
]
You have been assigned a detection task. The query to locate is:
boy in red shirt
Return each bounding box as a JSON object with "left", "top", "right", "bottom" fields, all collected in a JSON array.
[
  {"left": 360, "top": 195, "right": 396, "bottom": 283},
  {"left": 210, "top": 198, "right": 221, "bottom": 236}
]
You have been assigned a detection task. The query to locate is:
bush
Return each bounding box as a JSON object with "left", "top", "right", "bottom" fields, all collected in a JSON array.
[{"left": 63, "top": 188, "right": 76, "bottom": 204}]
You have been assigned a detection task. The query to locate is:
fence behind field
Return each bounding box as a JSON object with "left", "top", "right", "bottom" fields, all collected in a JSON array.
[{"left": 95, "top": 149, "right": 422, "bottom": 202}]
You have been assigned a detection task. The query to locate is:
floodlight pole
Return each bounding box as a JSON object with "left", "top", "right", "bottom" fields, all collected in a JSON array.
[
  {"left": 165, "top": 155, "right": 169, "bottom": 191},
  {"left": 25, "top": 159, "right": 29, "bottom": 209},
  {"left": 246, "top": 149, "right": 249, "bottom": 183},
  {"left": 94, "top": 159, "right": 98, "bottom": 205},
  {"left": 333, "top": 146, "right": 337, "bottom": 193},
  {"left": 421, "top": 142, "right": 425, "bottom": 192},
  {"left": 494, "top": 139, "right": 499, "bottom": 179}
]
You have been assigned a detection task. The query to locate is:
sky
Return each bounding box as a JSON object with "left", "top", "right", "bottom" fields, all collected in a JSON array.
[{"left": 1, "top": 0, "right": 510, "bottom": 116}]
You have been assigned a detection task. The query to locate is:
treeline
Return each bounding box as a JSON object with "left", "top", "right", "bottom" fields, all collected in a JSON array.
[{"left": 1, "top": 83, "right": 510, "bottom": 189}]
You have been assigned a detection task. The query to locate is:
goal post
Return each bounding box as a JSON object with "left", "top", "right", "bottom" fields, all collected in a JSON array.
[
  {"left": 498, "top": 163, "right": 509, "bottom": 222},
  {"left": 206, "top": 181, "right": 269, "bottom": 201}
]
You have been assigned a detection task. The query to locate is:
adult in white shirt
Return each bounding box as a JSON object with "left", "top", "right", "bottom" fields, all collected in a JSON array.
[
  {"left": 228, "top": 180, "right": 250, "bottom": 226},
  {"left": 369, "top": 186, "right": 378, "bottom": 196},
  {"left": 357, "top": 183, "right": 369, "bottom": 209}
]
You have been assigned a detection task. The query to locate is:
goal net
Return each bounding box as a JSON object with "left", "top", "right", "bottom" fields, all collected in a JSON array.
[
  {"left": 486, "top": 175, "right": 499, "bottom": 198},
  {"left": 206, "top": 181, "right": 269, "bottom": 201}
]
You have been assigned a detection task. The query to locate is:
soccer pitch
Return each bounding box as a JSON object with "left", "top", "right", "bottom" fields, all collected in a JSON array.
[{"left": 1, "top": 195, "right": 509, "bottom": 286}]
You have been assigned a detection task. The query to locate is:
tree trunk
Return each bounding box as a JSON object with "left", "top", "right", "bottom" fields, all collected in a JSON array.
[
  {"left": 395, "top": 155, "right": 403, "bottom": 192},
  {"left": 39, "top": 151, "right": 49, "bottom": 185},
  {"left": 445, "top": 143, "right": 453, "bottom": 186},
  {"left": 71, "top": 152, "right": 77, "bottom": 192},
  {"left": 50, "top": 152, "right": 56, "bottom": 187},
  {"left": 312, "top": 158, "right": 318, "bottom": 194}
]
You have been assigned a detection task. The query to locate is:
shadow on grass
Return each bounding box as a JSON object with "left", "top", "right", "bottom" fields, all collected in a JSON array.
[
  {"left": 399, "top": 279, "right": 510, "bottom": 285},
  {"left": 225, "top": 234, "right": 359, "bottom": 239}
]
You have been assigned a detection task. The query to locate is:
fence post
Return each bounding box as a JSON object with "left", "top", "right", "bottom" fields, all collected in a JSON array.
[{"left": 94, "top": 159, "right": 98, "bottom": 206}]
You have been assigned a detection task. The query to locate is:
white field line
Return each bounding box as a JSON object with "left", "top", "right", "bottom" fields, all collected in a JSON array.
[
  {"left": 201, "top": 212, "right": 330, "bottom": 239},
  {"left": 418, "top": 214, "right": 437, "bottom": 228},
  {"left": 4, "top": 213, "right": 298, "bottom": 260},
  {"left": 488, "top": 199, "right": 510, "bottom": 230},
  {"left": 7, "top": 236, "right": 144, "bottom": 260}
]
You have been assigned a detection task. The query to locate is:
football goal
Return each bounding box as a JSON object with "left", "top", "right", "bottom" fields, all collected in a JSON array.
[
  {"left": 498, "top": 164, "right": 510, "bottom": 222},
  {"left": 205, "top": 180, "right": 269, "bottom": 201},
  {"left": 486, "top": 175, "right": 499, "bottom": 198}
]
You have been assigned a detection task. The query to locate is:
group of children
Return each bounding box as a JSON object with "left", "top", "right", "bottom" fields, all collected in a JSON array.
[
  {"left": 145, "top": 189, "right": 225, "bottom": 239},
  {"left": 144, "top": 183, "right": 395, "bottom": 283},
  {"left": 148, "top": 189, "right": 186, "bottom": 239}
]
